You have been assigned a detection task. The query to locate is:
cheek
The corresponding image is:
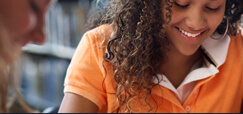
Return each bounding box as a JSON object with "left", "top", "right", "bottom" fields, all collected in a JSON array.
[
  {"left": 207, "top": 15, "right": 224, "bottom": 34},
  {"left": 0, "top": 0, "right": 37, "bottom": 41},
  {"left": 208, "top": 8, "right": 226, "bottom": 32},
  {"left": 7, "top": 13, "right": 37, "bottom": 40}
]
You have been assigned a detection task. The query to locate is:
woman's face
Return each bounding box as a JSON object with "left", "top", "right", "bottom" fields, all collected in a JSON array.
[
  {"left": 165, "top": 0, "right": 226, "bottom": 56},
  {"left": 0, "top": 0, "right": 53, "bottom": 64},
  {"left": 0, "top": 0, "right": 53, "bottom": 47}
]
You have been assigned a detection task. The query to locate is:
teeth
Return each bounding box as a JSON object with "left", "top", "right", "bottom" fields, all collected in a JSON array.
[{"left": 179, "top": 28, "right": 201, "bottom": 37}]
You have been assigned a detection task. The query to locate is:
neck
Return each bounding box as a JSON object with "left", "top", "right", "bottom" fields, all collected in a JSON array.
[{"left": 160, "top": 47, "right": 203, "bottom": 88}]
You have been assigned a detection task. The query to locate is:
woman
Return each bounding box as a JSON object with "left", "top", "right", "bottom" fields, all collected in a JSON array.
[
  {"left": 0, "top": 0, "right": 53, "bottom": 112},
  {"left": 59, "top": 0, "right": 243, "bottom": 113}
]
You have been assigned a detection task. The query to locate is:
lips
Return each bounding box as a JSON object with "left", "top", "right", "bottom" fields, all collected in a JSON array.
[{"left": 176, "top": 27, "right": 203, "bottom": 38}]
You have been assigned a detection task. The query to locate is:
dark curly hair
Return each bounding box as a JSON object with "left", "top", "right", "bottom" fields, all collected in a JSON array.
[{"left": 86, "top": 0, "right": 243, "bottom": 112}]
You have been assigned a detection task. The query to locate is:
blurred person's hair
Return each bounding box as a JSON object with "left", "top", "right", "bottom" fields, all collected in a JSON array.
[{"left": 0, "top": 17, "right": 35, "bottom": 113}]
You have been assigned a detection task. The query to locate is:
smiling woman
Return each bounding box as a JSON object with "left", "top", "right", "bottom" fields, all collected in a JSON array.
[
  {"left": 59, "top": 0, "right": 243, "bottom": 113},
  {"left": 0, "top": 0, "right": 53, "bottom": 112},
  {"left": 166, "top": 0, "right": 226, "bottom": 56}
]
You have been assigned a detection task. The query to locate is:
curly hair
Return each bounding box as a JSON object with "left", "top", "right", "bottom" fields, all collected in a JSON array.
[
  {"left": 86, "top": 0, "right": 242, "bottom": 112},
  {"left": 218, "top": 0, "right": 243, "bottom": 35}
]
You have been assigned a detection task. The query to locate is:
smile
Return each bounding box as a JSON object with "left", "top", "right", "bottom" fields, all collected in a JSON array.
[{"left": 178, "top": 28, "right": 201, "bottom": 38}]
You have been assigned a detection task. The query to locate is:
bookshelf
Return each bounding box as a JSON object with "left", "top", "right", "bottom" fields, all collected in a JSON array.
[
  {"left": 22, "top": 0, "right": 92, "bottom": 59},
  {"left": 23, "top": 43, "right": 75, "bottom": 59},
  {"left": 19, "top": 0, "right": 94, "bottom": 111}
]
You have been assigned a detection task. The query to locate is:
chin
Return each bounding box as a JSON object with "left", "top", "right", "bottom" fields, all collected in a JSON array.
[{"left": 179, "top": 47, "right": 199, "bottom": 56}]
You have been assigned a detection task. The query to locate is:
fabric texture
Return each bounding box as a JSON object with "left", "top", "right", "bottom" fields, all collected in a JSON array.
[{"left": 64, "top": 24, "right": 243, "bottom": 113}]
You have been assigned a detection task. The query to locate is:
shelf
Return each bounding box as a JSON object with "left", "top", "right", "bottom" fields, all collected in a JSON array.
[{"left": 22, "top": 43, "right": 76, "bottom": 59}]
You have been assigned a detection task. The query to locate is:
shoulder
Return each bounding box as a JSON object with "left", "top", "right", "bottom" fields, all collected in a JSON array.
[
  {"left": 84, "top": 24, "right": 113, "bottom": 46},
  {"left": 72, "top": 24, "right": 113, "bottom": 63},
  {"left": 229, "top": 27, "right": 243, "bottom": 41},
  {"left": 224, "top": 27, "right": 243, "bottom": 66},
  {"left": 74, "top": 24, "right": 113, "bottom": 60},
  {"left": 228, "top": 27, "right": 243, "bottom": 49},
  {"left": 227, "top": 27, "right": 243, "bottom": 70},
  {"left": 82, "top": 24, "right": 113, "bottom": 61},
  {"left": 220, "top": 28, "right": 243, "bottom": 86},
  {"left": 68, "top": 24, "right": 114, "bottom": 78}
]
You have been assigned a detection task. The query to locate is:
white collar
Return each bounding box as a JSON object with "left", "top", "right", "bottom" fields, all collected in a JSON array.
[
  {"left": 153, "top": 35, "right": 231, "bottom": 104},
  {"left": 201, "top": 35, "right": 231, "bottom": 68}
]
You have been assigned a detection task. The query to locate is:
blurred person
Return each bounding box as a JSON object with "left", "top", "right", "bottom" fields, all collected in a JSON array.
[{"left": 0, "top": 0, "right": 54, "bottom": 112}]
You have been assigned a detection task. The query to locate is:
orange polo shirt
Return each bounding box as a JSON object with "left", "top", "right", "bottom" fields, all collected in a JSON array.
[{"left": 64, "top": 24, "right": 243, "bottom": 113}]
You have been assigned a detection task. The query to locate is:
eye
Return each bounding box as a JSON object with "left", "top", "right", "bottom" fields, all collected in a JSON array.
[
  {"left": 174, "top": 1, "right": 189, "bottom": 8},
  {"left": 206, "top": 6, "right": 220, "bottom": 11},
  {"left": 30, "top": 1, "right": 40, "bottom": 13}
]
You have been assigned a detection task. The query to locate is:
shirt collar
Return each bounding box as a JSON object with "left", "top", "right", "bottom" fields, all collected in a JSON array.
[
  {"left": 201, "top": 35, "right": 231, "bottom": 68},
  {"left": 153, "top": 35, "right": 231, "bottom": 104}
]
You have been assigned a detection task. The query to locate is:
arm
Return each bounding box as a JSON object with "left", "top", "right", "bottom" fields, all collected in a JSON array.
[
  {"left": 59, "top": 25, "right": 112, "bottom": 113},
  {"left": 58, "top": 92, "right": 99, "bottom": 113}
]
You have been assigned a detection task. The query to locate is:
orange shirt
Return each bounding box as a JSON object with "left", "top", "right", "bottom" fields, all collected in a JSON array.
[{"left": 64, "top": 24, "right": 243, "bottom": 113}]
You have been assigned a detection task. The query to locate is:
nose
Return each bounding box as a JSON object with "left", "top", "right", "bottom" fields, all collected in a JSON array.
[
  {"left": 31, "top": 17, "right": 46, "bottom": 44},
  {"left": 185, "top": 8, "right": 207, "bottom": 31},
  {"left": 30, "top": 0, "right": 53, "bottom": 44}
]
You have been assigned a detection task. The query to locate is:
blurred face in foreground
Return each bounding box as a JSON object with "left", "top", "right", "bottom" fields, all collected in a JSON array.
[{"left": 0, "top": 0, "right": 54, "bottom": 64}]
